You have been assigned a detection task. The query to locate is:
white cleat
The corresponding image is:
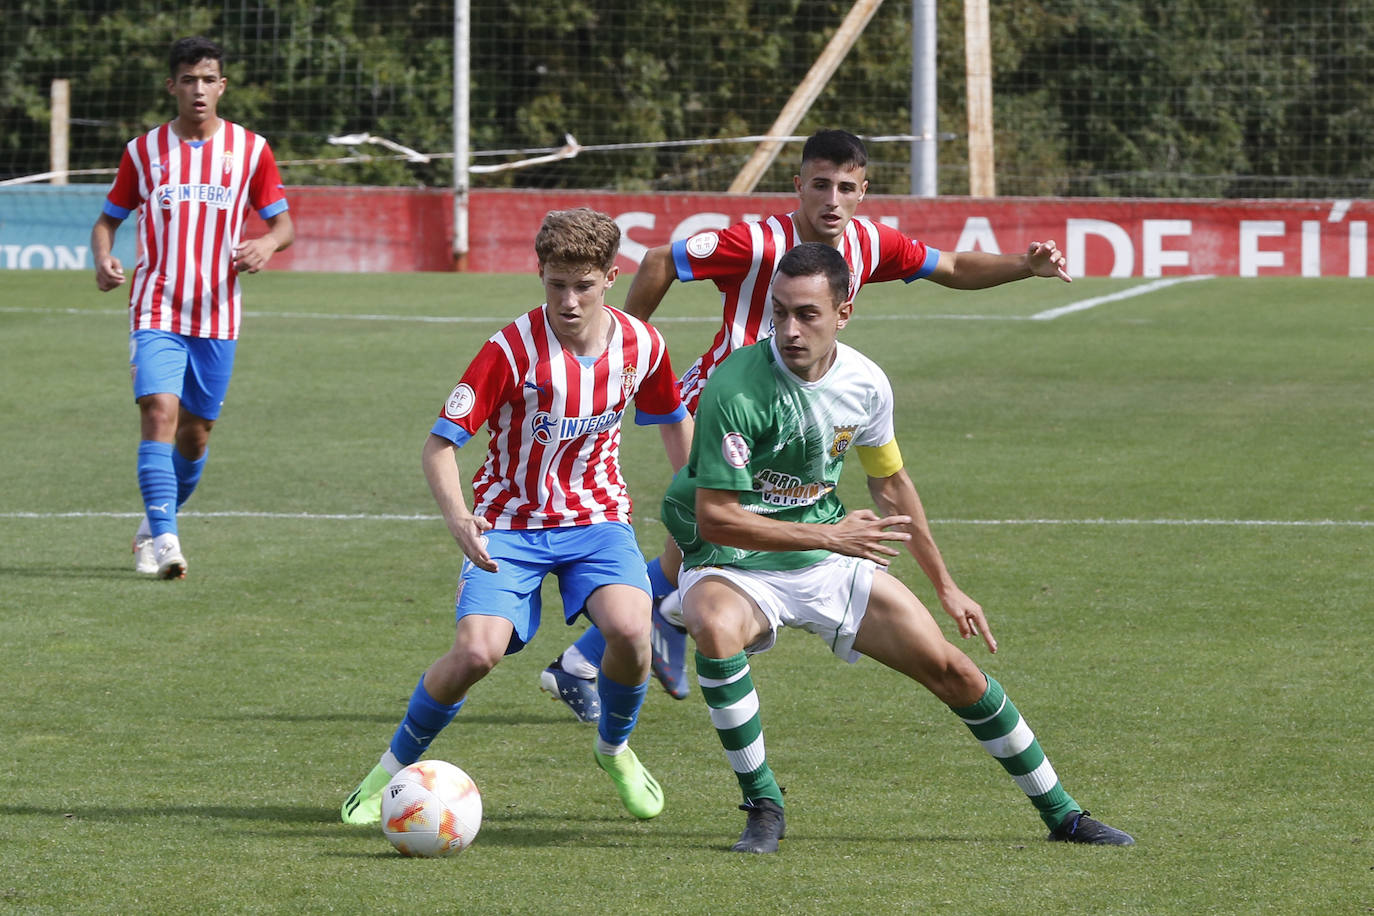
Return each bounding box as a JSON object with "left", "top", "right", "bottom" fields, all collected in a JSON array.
[
  {"left": 153, "top": 533, "right": 187, "bottom": 580},
  {"left": 133, "top": 533, "right": 158, "bottom": 575}
]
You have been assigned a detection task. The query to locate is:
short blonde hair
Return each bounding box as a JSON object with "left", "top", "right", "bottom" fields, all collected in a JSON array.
[{"left": 534, "top": 208, "right": 620, "bottom": 274}]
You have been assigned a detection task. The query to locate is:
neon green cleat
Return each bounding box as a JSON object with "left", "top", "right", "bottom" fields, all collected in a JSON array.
[
  {"left": 341, "top": 763, "right": 392, "bottom": 825},
  {"left": 594, "top": 747, "right": 664, "bottom": 820}
]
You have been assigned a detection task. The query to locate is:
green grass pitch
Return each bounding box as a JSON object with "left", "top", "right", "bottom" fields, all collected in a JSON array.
[{"left": 1, "top": 270, "right": 1369, "bottom": 913}]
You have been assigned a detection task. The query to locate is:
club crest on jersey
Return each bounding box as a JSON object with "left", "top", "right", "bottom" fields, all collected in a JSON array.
[
  {"left": 220, "top": 150, "right": 235, "bottom": 176},
  {"left": 620, "top": 364, "right": 637, "bottom": 399},
  {"left": 829, "top": 424, "right": 859, "bottom": 458}
]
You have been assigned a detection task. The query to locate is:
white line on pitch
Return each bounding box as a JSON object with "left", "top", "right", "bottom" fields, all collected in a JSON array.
[
  {"left": 938, "top": 517, "right": 1373, "bottom": 528},
  {"left": 1031, "top": 275, "right": 1213, "bottom": 321},
  {"left": 1, "top": 510, "right": 1368, "bottom": 528}
]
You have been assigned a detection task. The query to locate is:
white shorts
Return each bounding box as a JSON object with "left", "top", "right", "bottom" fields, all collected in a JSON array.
[{"left": 678, "top": 554, "right": 878, "bottom": 663}]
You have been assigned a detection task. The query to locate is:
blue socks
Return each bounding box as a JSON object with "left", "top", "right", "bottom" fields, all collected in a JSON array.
[
  {"left": 389, "top": 676, "right": 465, "bottom": 766},
  {"left": 137, "top": 441, "right": 178, "bottom": 537},
  {"left": 566, "top": 554, "right": 673, "bottom": 678},
  {"left": 568, "top": 557, "right": 672, "bottom": 673},
  {"left": 138, "top": 442, "right": 209, "bottom": 537},
  {"left": 596, "top": 673, "right": 648, "bottom": 747},
  {"left": 646, "top": 557, "right": 673, "bottom": 600},
  {"left": 387, "top": 670, "right": 641, "bottom": 765},
  {"left": 569, "top": 626, "right": 608, "bottom": 671},
  {"left": 172, "top": 447, "right": 207, "bottom": 509}
]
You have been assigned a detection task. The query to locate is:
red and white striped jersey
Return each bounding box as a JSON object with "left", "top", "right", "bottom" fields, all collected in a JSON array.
[
  {"left": 103, "top": 120, "right": 288, "bottom": 341},
  {"left": 669, "top": 212, "right": 940, "bottom": 411},
  {"left": 432, "top": 304, "right": 685, "bottom": 530}
]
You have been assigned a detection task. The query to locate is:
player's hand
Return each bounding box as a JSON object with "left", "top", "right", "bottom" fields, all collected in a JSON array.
[
  {"left": 453, "top": 515, "right": 497, "bottom": 572},
  {"left": 828, "top": 509, "right": 912, "bottom": 566},
  {"left": 233, "top": 236, "right": 276, "bottom": 274},
  {"left": 95, "top": 255, "right": 126, "bottom": 291},
  {"left": 1026, "top": 240, "right": 1071, "bottom": 283},
  {"left": 939, "top": 586, "right": 997, "bottom": 653}
]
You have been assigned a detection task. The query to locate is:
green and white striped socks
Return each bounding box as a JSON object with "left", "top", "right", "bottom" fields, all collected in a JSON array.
[
  {"left": 695, "top": 650, "right": 783, "bottom": 807},
  {"left": 698, "top": 653, "right": 1075, "bottom": 829},
  {"left": 951, "top": 673, "right": 1079, "bottom": 829}
]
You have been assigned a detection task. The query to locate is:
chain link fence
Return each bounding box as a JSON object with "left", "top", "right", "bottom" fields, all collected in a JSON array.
[{"left": 2, "top": 1, "right": 1371, "bottom": 197}]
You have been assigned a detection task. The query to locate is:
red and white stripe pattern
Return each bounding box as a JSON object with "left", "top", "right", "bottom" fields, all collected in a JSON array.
[
  {"left": 106, "top": 121, "right": 286, "bottom": 340},
  {"left": 441, "top": 305, "right": 681, "bottom": 530},
  {"left": 674, "top": 212, "right": 934, "bottom": 411}
]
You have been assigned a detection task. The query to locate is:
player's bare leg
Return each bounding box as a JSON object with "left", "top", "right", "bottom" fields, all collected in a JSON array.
[
  {"left": 585, "top": 585, "right": 663, "bottom": 818},
  {"left": 135, "top": 393, "right": 187, "bottom": 578},
  {"left": 541, "top": 535, "right": 689, "bottom": 715},
  {"left": 854, "top": 571, "right": 1133, "bottom": 845},
  {"left": 343, "top": 615, "right": 510, "bottom": 825},
  {"left": 684, "top": 577, "right": 787, "bottom": 852}
]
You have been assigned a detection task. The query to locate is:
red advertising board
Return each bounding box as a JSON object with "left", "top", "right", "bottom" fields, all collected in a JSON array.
[
  {"left": 255, "top": 189, "right": 1371, "bottom": 277},
  {"left": 250, "top": 186, "right": 457, "bottom": 272}
]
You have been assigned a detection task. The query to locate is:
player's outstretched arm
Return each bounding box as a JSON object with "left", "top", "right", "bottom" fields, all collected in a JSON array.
[
  {"left": 867, "top": 469, "right": 997, "bottom": 653},
  {"left": 90, "top": 213, "right": 126, "bottom": 291},
  {"left": 422, "top": 433, "right": 495, "bottom": 572},
  {"left": 622, "top": 244, "right": 677, "bottom": 321},
  {"left": 696, "top": 487, "right": 909, "bottom": 565},
  {"left": 927, "top": 239, "right": 1071, "bottom": 289}
]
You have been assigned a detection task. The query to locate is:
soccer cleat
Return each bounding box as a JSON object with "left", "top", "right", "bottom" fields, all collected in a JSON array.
[
  {"left": 1048, "top": 810, "right": 1135, "bottom": 846},
  {"left": 649, "top": 598, "right": 690, "bottom": 699},
  {"left": 133, "top": 533, "right": 157, "bottom": 575},
  {"left": 593, "top": 747, "right": 664, "bottom": 820},
  {"left": 341, "top": 763, "right": 393, "bottom": 825},
  {"left": 539, "top": 662, "right": 601, "bottom": 724},
  {"left": 732, "top": 798, "right": 786, "bottom": 853},
  {"left": 154, "top": 534, "right": 187, "bottom": 580}
]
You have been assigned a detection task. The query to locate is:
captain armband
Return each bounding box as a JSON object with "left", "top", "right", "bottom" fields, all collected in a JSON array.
[{"left": 856, "top": 439, "right": 904, "bottom": 478}]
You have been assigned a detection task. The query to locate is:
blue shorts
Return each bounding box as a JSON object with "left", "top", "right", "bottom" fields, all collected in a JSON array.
[
  {"left": 455, "top": 522, "right": 651, "bottom": 655},
  {"left": 129, "top": 330, "right": 237, "bottom": 420}
]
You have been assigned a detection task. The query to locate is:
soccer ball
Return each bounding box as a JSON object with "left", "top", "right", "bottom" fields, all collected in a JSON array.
[{"left": 380, "top": 760, "right": 482, "bottom": 857}]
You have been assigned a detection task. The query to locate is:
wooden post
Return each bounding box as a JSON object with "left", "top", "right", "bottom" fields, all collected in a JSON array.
[
  {"left": 963, "top": 0, "right": 995, "bottom": 197},
  {"left": 50, "top": 79, "right": 70, "bottom": 186},
  {"left": 728, "top": 0, "right": 885, "bottom": 194}
]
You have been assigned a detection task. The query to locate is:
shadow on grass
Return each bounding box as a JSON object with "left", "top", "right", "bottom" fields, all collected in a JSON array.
[
  {"left": 330, "top": 810, "right": 729, "bottom": 855},
  {"left": 0, "top": 803, "right": 728, "bottom": 854},
  {"left": 0, "top": 805, "right": 1018, "bottom": 853},
  {"left": 210, "top": 711, "right": 566, "bottom": 727},
  {"left": 0, "top": 803, "right": 335, "bottom": 824},
  {"left": 0, "top": 565, "right": 143, "bottom": 580}
]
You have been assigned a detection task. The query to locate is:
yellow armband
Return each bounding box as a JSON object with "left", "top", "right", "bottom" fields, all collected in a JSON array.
[{"left": 856, "top": 439, "right": 904, "bottom": 478}]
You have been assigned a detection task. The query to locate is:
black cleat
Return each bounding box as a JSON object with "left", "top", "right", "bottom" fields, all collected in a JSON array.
[
  {"left": 731, "top": 798, "right": 786, "bottom": 853},
  {"left": 1048, "top": 810, "right": 1135, "bottom": 846}
]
